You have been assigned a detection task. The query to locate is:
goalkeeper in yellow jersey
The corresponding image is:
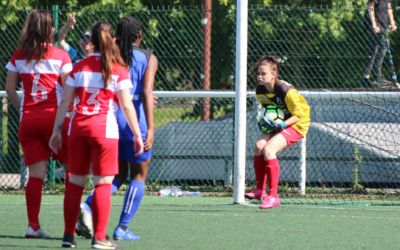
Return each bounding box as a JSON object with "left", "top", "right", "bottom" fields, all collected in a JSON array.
[{"left": 245, "top": 55, "right": 310, "bottom": 209}]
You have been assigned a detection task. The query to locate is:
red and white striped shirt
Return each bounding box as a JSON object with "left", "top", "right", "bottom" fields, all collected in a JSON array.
[
  {"left": 6, "top": 45, "right": 72, "bottom": 120},
  {"left": 66, "top": 53, "right": 132, "bottom": 138}
]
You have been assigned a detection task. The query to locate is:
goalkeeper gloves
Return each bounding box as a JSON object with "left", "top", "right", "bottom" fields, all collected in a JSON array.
[{"left": 258, "top": 117, "right": 287, "bottom": 132}]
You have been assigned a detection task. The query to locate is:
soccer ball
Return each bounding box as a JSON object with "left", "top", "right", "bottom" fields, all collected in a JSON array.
[{"left": 258, "top": 105, "right": 285, "bottom": 134}]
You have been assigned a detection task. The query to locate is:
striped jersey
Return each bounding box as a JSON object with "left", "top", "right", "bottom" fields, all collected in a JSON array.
[
  {"left": 6, "top": 45, "right": 72, "bottom": 120},
  {"left": 66, "top": 53, "right": 132, "bottom": 138},
  {"left": 255, "top": 80, "right": 311, "bottom": 136}
]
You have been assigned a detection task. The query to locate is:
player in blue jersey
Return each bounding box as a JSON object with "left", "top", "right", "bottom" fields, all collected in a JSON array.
[{"left": 78, "top": 16, "right": 158, "bottom": 241}]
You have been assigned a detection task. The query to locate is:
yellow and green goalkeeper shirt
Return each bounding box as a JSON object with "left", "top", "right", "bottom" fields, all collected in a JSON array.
[{"left": 255, "top": 80, "right": 310, "bottom": 136}]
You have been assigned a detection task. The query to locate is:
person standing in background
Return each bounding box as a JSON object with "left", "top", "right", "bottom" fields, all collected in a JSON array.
[
  {"left": 363, "top": 0, "right": 397, "bottom": 87},
  {"left": 58, "top": 13, "right": 93, "bottom": 64}
]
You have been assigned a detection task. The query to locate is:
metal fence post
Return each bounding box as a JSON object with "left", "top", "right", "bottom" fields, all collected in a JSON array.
[{"left": 48, "top": 4, "right": 59, "bottom": 185}]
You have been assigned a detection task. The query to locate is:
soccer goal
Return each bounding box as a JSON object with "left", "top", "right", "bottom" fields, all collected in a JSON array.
[{"left": 151, "top": 90, "right": 400, "bottom": 206}]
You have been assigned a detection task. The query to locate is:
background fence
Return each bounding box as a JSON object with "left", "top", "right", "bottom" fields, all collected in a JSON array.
[{"left": 0, "top": 5, "right": 400, "bottom": 205}]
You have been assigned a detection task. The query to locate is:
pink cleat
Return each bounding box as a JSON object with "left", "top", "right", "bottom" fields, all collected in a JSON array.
[
  {"left": 244, "top": 189, "right": 266, "bottom": 200},
  {"left": 259, "top": 196, "right": 280, "bottom": 209}
]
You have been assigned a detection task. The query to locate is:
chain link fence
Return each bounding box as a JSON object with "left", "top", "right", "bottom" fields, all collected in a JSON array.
[{"left": 1, "top": 5, "right": 400, "bottom": 205}]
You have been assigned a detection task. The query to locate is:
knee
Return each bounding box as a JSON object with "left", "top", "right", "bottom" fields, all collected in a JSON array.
[
  {"left": 254, "top": 141, "right": 265, "bottom": 154},
  {"left": 263, "top": 146, "right": 277, "bottom": 160}
]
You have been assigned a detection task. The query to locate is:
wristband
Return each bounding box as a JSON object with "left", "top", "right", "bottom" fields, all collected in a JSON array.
[{"left": 280, "top": 121, "right": 287, "bottom": 129}]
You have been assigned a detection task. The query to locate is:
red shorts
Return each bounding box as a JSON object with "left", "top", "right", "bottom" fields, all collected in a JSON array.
[
  {"left": 68, "top": 136, "right": 118, "bottom": 176},
  {"left": 279, "top": 126, "right": 303, "bottom": 147},
  {"left": 19, "top": 116, "right": 69, "bottom": 166}
]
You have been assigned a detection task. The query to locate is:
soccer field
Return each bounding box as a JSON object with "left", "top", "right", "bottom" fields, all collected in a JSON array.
[{"left": 0, "top": 194, "right": 399, "bottom": 250}]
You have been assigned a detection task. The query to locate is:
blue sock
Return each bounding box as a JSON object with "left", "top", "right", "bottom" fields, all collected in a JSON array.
[
  {"left": 118, "top": 180, "right": 144, "bottom": 228},
  {"left": 86, "top": 178, "right": 122, "bottom": 206}
]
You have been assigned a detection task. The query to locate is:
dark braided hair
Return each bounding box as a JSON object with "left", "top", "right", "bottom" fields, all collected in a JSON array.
[{"left": 116, "top": 16, "right": 142, "bottom": 67}]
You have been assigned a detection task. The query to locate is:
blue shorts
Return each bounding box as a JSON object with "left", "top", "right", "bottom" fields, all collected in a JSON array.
[{"left": 119, "top": 139, "right": 152, "bottom": 163}]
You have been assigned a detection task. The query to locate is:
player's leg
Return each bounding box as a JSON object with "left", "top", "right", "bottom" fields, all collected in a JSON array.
[
  {"left": 62, "top": 135, "right": 91, "bottom": 247},
  {"left": 259, "top": 127, "right": 303, "bottom": 209},
  {"left": 19, "top": 119, "right": 52, "bottom": 238},
  {"left": 90, "top": 137, "right": 119, "bottom": 249},
  {"left": 114, "top": 157, "right": 150, "bottom": 241},
  {"left": 245, "top": 133, "right": 272, "bottom": 200},
  {"left": 24, "top": 160, "right": 49, "bottom": 239}
]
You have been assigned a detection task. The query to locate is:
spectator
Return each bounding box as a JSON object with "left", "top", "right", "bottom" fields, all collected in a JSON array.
[
  {"left": 58, "top": 14, "right": 93, "bottom": 63},
  {"left": 363, "top": 0, "right": 397, "bottom": 87}
]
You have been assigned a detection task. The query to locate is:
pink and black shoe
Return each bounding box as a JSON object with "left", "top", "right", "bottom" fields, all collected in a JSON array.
[
  {"left": 244, "top": 189, "right": 266, "bottom": 200},
  {"left": 259, "top": 195, "right": 280, "bottom": 209}
]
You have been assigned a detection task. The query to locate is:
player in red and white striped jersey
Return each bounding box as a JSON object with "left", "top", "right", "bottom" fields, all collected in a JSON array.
[
  {"left": 5, "top": 9, "right": 72, "bottom": 239},
  {"left": 49, "top": 21, "right": 144, "bottom": 249}
]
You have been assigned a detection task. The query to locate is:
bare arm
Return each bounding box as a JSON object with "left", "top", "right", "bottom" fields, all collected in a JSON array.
[
  {"left": 368, "top": 1, "right": 381, "bottom": 33},
  {"left": 142, "top": 54, "right": 158, "bottom": 151},
  {"left": 5, "top": 71, "right": 20, "bottom": 111},
  {"left": 388, "top": 2, "right": 397, "bottom": 32},
  {"left": 58, "top": 14, "right": 76, "bottom": 50},
  {"left": 118, "top": 88, "right": 144, "bottom": 156},
  {"left": 49, "top": 83, "right": 75, "bottom": 153}
]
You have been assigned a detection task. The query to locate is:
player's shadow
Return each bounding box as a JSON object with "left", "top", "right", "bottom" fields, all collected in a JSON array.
[{"left": 0, "top": 234, "right": 62, "bottom": 240}]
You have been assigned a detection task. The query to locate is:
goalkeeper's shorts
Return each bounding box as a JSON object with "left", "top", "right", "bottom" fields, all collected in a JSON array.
[{"left": 280, "top": 126, "right": 303, "bottom": 147}]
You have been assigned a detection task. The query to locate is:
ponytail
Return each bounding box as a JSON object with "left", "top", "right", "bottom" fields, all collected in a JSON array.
[{"left": 91, "top": 21, "right": 126, "bottom": 87}]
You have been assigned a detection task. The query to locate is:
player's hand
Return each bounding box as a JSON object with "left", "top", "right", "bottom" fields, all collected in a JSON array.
[
  {"left": 389, "top": 24, "right": 397, "bottom": 32},
  {"left": 49, "top": 132, "right": 62, "bottom": 154},
  {"left": 144, "top": 128, "right": 154, "bottom": 151},
  {"left": 153, "top": 95, "right": 158, "bottom": 105},
  {"left": 133, "top": 137, "right": 144, "bottom": 157},
  {"left": 67, "top": 14, "right": 76, "bottom": 29},
  {"left": 372, "top": 25, "right": 381, "bottom": 33},
  {"left": 261, "top": 117, "right": 287, "bottom": 132}
]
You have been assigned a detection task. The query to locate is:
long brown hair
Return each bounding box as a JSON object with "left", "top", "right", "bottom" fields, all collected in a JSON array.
[
  {"left": 18, "top": 9, "right": 54, "bottom": 62},
  {"left": 91, "top": 21, "right": 126, "bottom": 87}
]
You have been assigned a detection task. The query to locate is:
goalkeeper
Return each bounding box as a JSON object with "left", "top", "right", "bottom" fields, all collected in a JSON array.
[{"left": 245, "top": 55, "right": 310, "bottom": 209}]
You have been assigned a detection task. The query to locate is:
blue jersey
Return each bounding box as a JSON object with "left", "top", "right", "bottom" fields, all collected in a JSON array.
[{"left": 116, "top": 47, "right": 153, "bottom": 163}]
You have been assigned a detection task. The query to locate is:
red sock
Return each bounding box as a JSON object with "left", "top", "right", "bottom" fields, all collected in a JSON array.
[
  {"left": 92, "top": 184, "right": 112, "bottom": 240},
  {"left": 266, "top": 158, "right": 280, "bottom": 198},
  {"left": 63, "top": 183, "right": 84, "bottom": 235},
  {"left": 254, "top": 155, "right": 267, "bottom": 191},
  {"left": 25, "top": 177, "right": 43, "bottom": 230}
]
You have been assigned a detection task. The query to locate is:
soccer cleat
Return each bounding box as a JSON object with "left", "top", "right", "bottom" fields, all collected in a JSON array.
[
  {"left": 244, "top": 189, "right": 266, "bottom": 200},
  {"left": 76, "top": 202, "right": 93, "bottom": 238},
  {"left": 259, "top": 195, "right": 280, "bottom": 209},
  {"left": 113, "top": 226, "right": 140, "bottom": 241},
  {"left": 91, "top": 237, "right": 119, "bottom": 249},
  {"left": 62, "top": 234, "right": 77, "bottom": 248},
  {"left": 25, "top": 226, "right": 50, "bottom": 239}
]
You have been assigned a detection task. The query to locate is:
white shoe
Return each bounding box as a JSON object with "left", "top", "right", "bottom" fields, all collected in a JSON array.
[
  {"left": 77, "top": 202, "right": 93, "bottom": 238},
  {"left": 25, "top": 226, "right": 50, "bottom": 239}
]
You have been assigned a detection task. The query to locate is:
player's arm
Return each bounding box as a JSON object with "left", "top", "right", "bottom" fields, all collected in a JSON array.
[
  {"left": 58, "top": 14, "right": 76, "bottom": 50},
  {"left": 49, "top": 75, "right": 74, "bottom": 154},
  {"left": 142, "top": 53, "right": 158, "bottom": 151},
  {"left": 388, "top": 1, "right": 397, "bottom": 32},
  {"left": 5, "top": 71, "right": 20, "bottom": 111},
  {"left": 118, "top": 88, "right": 144, "bottom": 156},
  {"left": 368, "top": 1, "right": 380, "bottom": 33},
  {"left": 284, "top": 89, "right": 308, "bottom": 127}
]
